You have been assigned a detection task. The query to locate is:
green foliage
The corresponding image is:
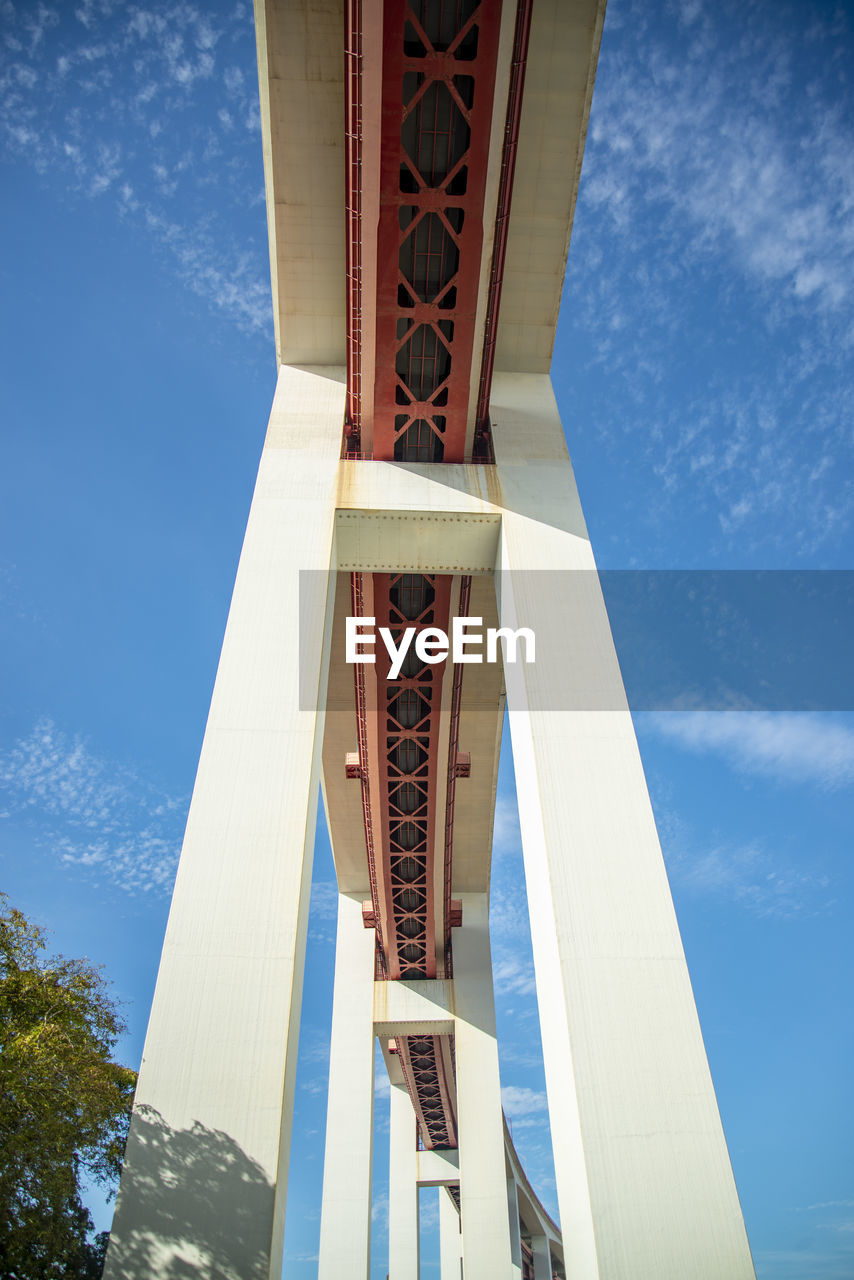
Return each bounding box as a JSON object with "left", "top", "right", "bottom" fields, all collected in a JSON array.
[{"left": 0, "top": 895, "right": 136, "bottom": 1278}]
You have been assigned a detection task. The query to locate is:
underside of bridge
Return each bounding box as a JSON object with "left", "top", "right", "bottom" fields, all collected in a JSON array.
[
  {"left": 265, "top": 1, "right": 605, "bottom": 1219},
  {"left": 316, "top": 4, "right": 580, "bottom": 1266},
  {"left": 102, "top": 3, "right": 758, "bottom": 1279}
]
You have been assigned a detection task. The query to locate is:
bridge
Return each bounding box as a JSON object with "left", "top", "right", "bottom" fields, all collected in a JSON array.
[{"left": 104, "top": 2, "right": 757, "bottom": 1277}]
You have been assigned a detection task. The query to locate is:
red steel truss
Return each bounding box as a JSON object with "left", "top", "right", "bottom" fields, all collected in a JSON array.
[
  {"left": 396, "top": 1033, "right": 458, "bottom": 1149},
  {"left": 345, "top": 0, "right": 503, "bottom": 461},
  {"left": 345, "top": 0, "right": 364, "bottom": 453},
  {"left": 373, "top": 0, "right": 501, "bottom": 463},
  {"left": 357, "top": 570, "right": 452, "bottom": 982},
  {"left": 352, "top": 570, "right": 469, "bottom": 1149},
  {"left": 344, "top": 0, "right": 534, "bottom": 1159}
]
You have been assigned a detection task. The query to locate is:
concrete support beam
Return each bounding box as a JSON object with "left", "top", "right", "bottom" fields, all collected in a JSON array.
[
  {"left": 103, "top": 366, "right": 345, "bottom": 1280},
  {"left": 439, "top": 1190, "right": 463, "bottom": 1280},
  {"left": 453, "top": 892, "right": 515, "bottom": 1279},
  {"left": 507, "top": 1175, "right": 523, "bottom": 1280},
  {"left": 493, "top": 374, "right": 756, "bottom": 1280},
  {"left": 335, "top": 503, "right": 501, "bottom": 574},
  {"left": 388, "top": 1083, "right": 420, "bottom": 1280},
  {"left": 416, "top": 1148, "right": 460, "bottom": 1188},
  {"left": 373, "top": 978, "right": 455, "bottom": 1037},
  {"left": 531, "top": 1235, "right": 553, "bottom": 1280},
  {"left": 317, "top": 893, "right": 376, "bottom": 1278}
]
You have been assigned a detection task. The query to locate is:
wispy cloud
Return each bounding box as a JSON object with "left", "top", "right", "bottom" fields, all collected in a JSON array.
[
  {"left": 489, "top": 790, "right": 542, "bottom": 1004},
  {"left": 0, "top": 718, "right": 186, "bottom": 894},
  {"left": 370, "top": 1191, "right": 388, "bottom": 1227},
  {"left": 645, "top": 711, "right": 854, "bottom": 789},
  {"left": 501, "top": 1085, "right": 547, "bottom": 1118},
  {"left": 561, "top": 0, "right": 854, "bottom": 562},
  {"left": 636, "top": 725, "right": 840, "bottom": 920},
  {"left": 664, "top": 836, "right": 833, "bottom": 921},
  {"left": 0, "top": 0, "right": 271, "bottom": 335},
  {"left": 307, "top": 881, "right": 339, "bottom": 921},
  {"left": 493, "top": 951, "right": 536, "bottom": 998},
  {"left": 587, "top": 2, "right": 854, "bottom": 322},
  {"left": 491, "top": 794, "right": 522, "bottom": 859}
]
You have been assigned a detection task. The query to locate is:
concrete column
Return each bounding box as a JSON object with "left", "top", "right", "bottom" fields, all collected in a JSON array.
[
  {"left": 453, "top": 892, "right": 514, "bottom": 1279},
  {"left": 507, "top": 1175, "right": 523, "bottom": 1279},
  {"left": 492, "top": 371, "right": 756, "bottom": 1280},
  {"left": 104, "top": 366, "right": 345, "bottom": 1280},
  {"left": 389, "top": 1082, "right": 420, "bottom": 1280},
  {"left": 439, "top": 1189, "right": 462, "bottom": 1280},
  {"left": 317, "top": 893, "right": 376, "bottom": 1278},
  {"left": 530, "top": 1235, "right": 553, "bottom": 1280}
]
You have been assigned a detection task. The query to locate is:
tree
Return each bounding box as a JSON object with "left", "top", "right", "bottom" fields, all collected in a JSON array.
[{"left": 0, "top": 895, "right": 136, "bottom": 1278}]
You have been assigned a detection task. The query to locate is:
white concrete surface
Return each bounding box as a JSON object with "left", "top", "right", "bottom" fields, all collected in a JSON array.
[
  {"left": 453, "top": 893, "right": 516, "bottom": 1280},
  {"left": 494, "top": 376, "right": 756, "bottom": 1280},
  {"left": 507, "top": 1174, "right": 524, "bottom": 1280},
  {"left": 388, "top": 1082, "right": 420, "bottom": 1280},
  {"left": 373, "top": 978, "right": 454, "bottom": 1038},
  {"left": 531, "top": 1235, "right": 553, "bottom": 1280},
  {"left": 439, "top": 1190, "right": 463, "bottom": 1280},
  {"left": 496, "top": 0, "right": 607, "bottom": 374},
  {"left": 416, "top": 1148, "right": 460, "bottom": 1188},
  {"left": 255, "top": 0, "right": 346, "bottom": 366},
  {"left": 317, "top": 893, "right": 376, "bottom": 1278}
]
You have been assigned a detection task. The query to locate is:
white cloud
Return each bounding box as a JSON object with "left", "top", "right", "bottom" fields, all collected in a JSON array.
[
  {"left": 560, "top": 0, "right": 854, "bottom": 561},
  {"left": 489, "top": 883, "right": 529, "bottom": 941},
  {"left": 0, "top": 718, "right": 186, "bottom": 894},
  {"left": 586, "top": 11, "right": 854, "bottom": 319},
  {"left": 0, "top": 0, "right": 270, "bottom": 336},
  {"left": 223, "top": 65, "right": 243, "bottom": 95},
  {"left": 491, "top": 793, "right": 521, "bottom": 858},
  {"left": 645, "top": 711, "right": 854, "bottom": 789},
  {"left": 371, "top": 1192, "right": 388, "bottom": 1227},
  {"left": 664, "top": 837, "right": 832, "bottom": 921},
  {"left": 309, "top": 881, "right": 339, "bottom": 921},
  {"left": 493, "top": 952, "right": 535, "bottom": 998},
  {"left": 501, "top": 1085, "right": 547, "bottom": 1118},
  {"left": 373, "top": 1067, "right": 390, "bottom": 1099}
]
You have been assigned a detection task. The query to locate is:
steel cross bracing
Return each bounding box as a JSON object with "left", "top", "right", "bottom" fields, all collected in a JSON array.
[
  {"left": 345, "top": 0, "right": 538, "bottom": 1190},
  {"left": 345, "top": 0, "right": 511, "bottom": 462},
  {"left": 352, "top": 568, "right": 468, "bottom": 1152}
]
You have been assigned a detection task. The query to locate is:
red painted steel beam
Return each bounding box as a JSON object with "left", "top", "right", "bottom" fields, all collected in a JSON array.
[
  {"left": 474, "top": 0, "right": 533, "bottom": 454},
  {"left": 344, "top": 0, "right": 537, "bottom": 1167},
  {"left": 397, "top": 1032, "right": 458, "bottom": 1149},
  {"left": 354, "top": 571, "right": 453, "bottom": 981},
  {"left": 344, "top": 0, "right": 363, "bottom": 455},
  {"left": 370, "top": 1, "right": 503, "bottom": 463}
]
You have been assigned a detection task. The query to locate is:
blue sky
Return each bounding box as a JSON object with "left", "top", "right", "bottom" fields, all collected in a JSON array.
[{"left": 1, "top": 1, "right": 853, "bottom": 1277}]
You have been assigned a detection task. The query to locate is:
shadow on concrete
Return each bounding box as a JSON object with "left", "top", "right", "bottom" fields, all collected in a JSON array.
[{"left": 104, "top": 1106, "right": 273, "bottom": 1280}]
